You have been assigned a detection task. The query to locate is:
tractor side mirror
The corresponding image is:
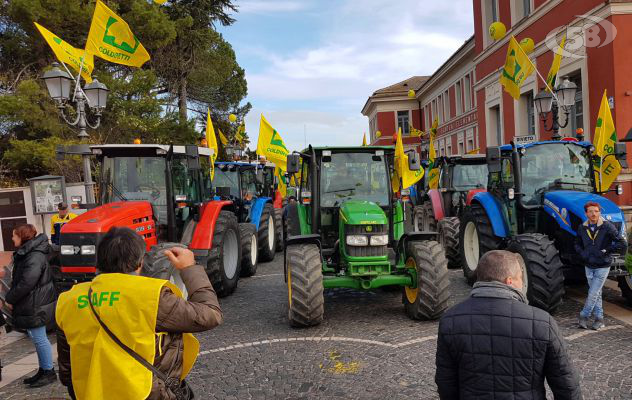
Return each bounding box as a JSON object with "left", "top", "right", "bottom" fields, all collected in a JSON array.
[
  {"left": 185, "top": 145, "right": 200, "bottom": 170},
  {"left": 486, "top": 146, "right": 502, "bottom": 173},
  {"left": 615, "top": 142, "right": 628, "bottom": 168},
  {"left": 215, "top": 186, "right": 231, "bottom": 197},
  {"left": 287, "top": 154, "right": 301, "bottom": 174},
  {"left": 407, "top": 151, "right": 420, "bottom": 171}
]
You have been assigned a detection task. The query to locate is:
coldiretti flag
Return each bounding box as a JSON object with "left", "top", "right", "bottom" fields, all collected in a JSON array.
[
  {"left": 431, "top": 116, "right": 438, "bottom": 136},
  {"left": 206, "top": 109, "right": 218, "bottom": 180},
  {"left": 34, "top": 22, "right": 94, "bottom": 83},
  {"left": 391, "top": 128, "right": 424, "bottom": 192},
  {"left": 593, "top": 90, "right": 621, "bottom": 191},
  {"left": 427, "top": 130, "right": 439, "bottom": 189},
  {"left": 500, "top": 36, "right": 535, "bottom": 100},
  {"left": 276, "top": 167, "right": 287, "bottom": 197},
  {"left": 235, "top": 122, "right": 245, "bottom": 143},
  {"left": 218, "top": 129, "right": 228, "bottom": 146},
  {"left": 362, "top": 133, "right": 367, "bottom": 146},
  {"left": 86, "top": 0, "right": 150, "bottom": 67},
  {"left": 257, "top": 114, "right": 288, "bottom": 170},
  {"left": 545, "top": 35, "right": 566, "bottom": 92}
]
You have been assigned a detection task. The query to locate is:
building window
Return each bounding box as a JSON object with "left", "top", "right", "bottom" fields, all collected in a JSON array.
[
  {"left": 526, "top": 92, "right": 535, "bottom": 135},
  {"left": 467, "top": 137, "right": 474, "bottom": 152},
  {"left": 458, "top": 140, "right": 464, "bottom": 155},
  {"left": 519, "top": 91, "right": 535, "bottom": 135},
  {"left": 464, "top": 75, "right": 471, "bottom": 111},
  {"left": 490, "top": 106, "right": 502, "bottom": 145},
  {"left": 491, "top": 0, "right": 498, "bottom": 22},
  {"left": 397, "top": 110, "right": 410, "bottom": 135},
  {"left": 569, "top": 75, "right": 583, "bottom": 135},
  {"left": 444, "top": 90, "right": 450, "bottom": 120},
  {"left": 447, "top": 142, "right": 452, "bottom": 155},
  {"left": 456, "top": 82, "right": 462, "bottom": 116},
  {"left": 521, "top": 0, "right": 531, "bottom": 19}
]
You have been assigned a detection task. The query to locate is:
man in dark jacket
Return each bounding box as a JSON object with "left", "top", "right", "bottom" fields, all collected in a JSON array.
[
  {"left": 574, "top": 201, "right": 626, "bottom": 330},
  {"left": 435, "top": 250, "right": 581, "bottom": 400},
  {"left": 56, "top": 227, "right": 223, "bottom": 399}
]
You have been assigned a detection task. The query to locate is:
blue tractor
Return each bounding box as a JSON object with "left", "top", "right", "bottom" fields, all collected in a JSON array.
[
  {"left": 214, "top": 162, "right": 279, "bottom": 273},
  {"left": 459, "top": 140, "right": 630, "bottom": 312}
]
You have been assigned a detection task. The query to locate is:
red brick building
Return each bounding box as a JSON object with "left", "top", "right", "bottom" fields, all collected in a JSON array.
[{"left": 363, "top": 0, "right": 632, "bottom": 206}]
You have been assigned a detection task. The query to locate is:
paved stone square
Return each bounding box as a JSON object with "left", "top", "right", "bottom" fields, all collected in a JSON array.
[{"left": 1, "top": 257, "right": 632, "bottom": 399}]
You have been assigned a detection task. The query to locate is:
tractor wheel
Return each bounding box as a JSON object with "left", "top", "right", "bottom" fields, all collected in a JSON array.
[
  {"left": 438, "top": 217, "right": 461, "bottom": 269},
  {"left": 239, "top": 223, "right": 258, "bottom": 277},
  {"left": 413, "top": 202, "right": 436, "bottom": 232},
  {"left": 459, "top": 204, "right": 501, "bottom": 285},
  {"left": 506, "top": 233, "right": 565, "bottom": 313},
  {"left": 275, "top": 208, "right": 284, "bottom": 252},
  {"left": 142, "top": 242, "right": 189, "bottom": 298},
  {"left": 403, "top": 240, "right": 450, "bottom": 320},
  {"left": 617, "top": 275, "right": 632, "bottom": 306},
  {"left": 207, "top": 211, "right": 242, "bottom": 298},
  {"left": 286, "top": 243, "right": 324, "bottom": 327},
  {"left": 258, "top": 203, "right": 277, "bottom": 262}
]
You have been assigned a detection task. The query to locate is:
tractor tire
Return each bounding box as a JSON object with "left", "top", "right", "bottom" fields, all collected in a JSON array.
[
  {"left": 258, "top": 203, "right": 277, "bottom": 262},
  {"left": 617, "top": 275, "right": 632, "bottom": 306},
  {"left": 403, "top": 240, "right": 450, "bottom": 320},
  {"left": 207, "top": 211, "right": 242, "bottom": 298},
  {"left": 506, "top": 233, "right": 565, "bottom": 313},
  {"left": 275, "top": 208, "right": 284, "bottom": 252},
  {"left": 239, "top": 223, "right": 258, "bottom": 277},
  {"left": 286, "top": 243, "right": 324, "bottom": 327},
  {"left": 438, "top": 217, "right": 461, "bottom": 269},
  {"left": 142, "top": 242, "right": 189, "bottom": 298},
  {"left": 413, "top": 202, "right": 436, "bottom": 232},
  {"left": 459, "top": 204, "right": 501, "bottom": 285}
]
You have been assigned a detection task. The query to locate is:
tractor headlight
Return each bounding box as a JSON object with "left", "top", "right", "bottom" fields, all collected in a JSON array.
[
  {"left": 370, "top": 235, "right": 389, "bottom": 246},
  {"left": 60, "top": 245, "right": 75, "bottom": 255},
  {"left": 81, "top": 245, "right": 96, "bottom": 255},
  {"left": 346, "top": 235, "right": 368, "bottom": 246}
]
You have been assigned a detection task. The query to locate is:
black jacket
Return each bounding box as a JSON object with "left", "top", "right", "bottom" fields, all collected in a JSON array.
[
  {"left": 435, "top": 283, "right": 581, "bottom": 400},
  {"left": 574, "top": 217, "right": 627, "bottom": 269},
  {"left": 6, "top": 234, "right": 57, "bottom": 329}
]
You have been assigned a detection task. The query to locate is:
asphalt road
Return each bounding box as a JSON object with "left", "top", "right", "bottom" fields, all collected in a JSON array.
[{"left": 1, "top": 254, "right": 632, "bottom": 399}]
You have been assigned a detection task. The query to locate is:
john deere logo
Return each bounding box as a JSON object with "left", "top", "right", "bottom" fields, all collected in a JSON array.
[
  {"left": 365, "top": 225, "right": 373, "bottom": 232},
  {"left": 103, "top": 16, "right": 140, "bottom": 54}
]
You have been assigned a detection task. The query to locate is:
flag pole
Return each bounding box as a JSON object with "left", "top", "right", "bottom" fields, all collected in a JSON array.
[
  {"left": 514, "top": 37, "right": 560, "bottom": 103},
  {"left": 71, "top": 51, "right": 86, "bottom": 102}
]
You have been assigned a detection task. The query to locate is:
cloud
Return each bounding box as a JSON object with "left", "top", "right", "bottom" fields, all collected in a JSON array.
[{"left": 237, "top": 1, "right": 308, "bottom": 14}]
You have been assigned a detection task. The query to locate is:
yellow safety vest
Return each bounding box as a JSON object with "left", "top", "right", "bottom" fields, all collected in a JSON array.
[{"left": 56, "top": 273, "right": 200, "bottom": 400}]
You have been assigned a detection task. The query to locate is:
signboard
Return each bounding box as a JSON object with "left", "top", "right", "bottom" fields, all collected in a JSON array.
[
  {"left": 28, "top": 175, "right": 67, "bottom": 215},
  {"left": 514, "top": 134, "right": 536, "bottom": 145},
  {"left": 436, "top": 111, "right": 478, "bottom": 136}
]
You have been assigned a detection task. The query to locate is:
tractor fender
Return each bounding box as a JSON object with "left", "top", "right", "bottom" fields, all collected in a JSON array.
[
  {"left": 466, "top": 188, "right": 486, "bottom": 205},
  {"left": 426, "top": 189, "right": 445, "bottom": 221},
  {"left": 470, "top": 192, "right": 509, "bottom": 238},
  {"left": 283, "top": 234, "right": 322, "bottom": 282},
  {"left": 395, "top": 232, "right": 439, "bottom": 264},
  {"left": 189, "top": 200, "right": 233, "bottom": 251},
  {"left": 249, "top": 197, "right": 273, "bottom": 230},
  {"left": 273, "top": 190, "right": 283, "bottom": 209}
]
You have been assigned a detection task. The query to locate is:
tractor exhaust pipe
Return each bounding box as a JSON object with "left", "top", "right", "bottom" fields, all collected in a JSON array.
[
  {"left": 309, "top": 145, "right": 320, "bottom": 235},
  {"left": 511, "top": 142, "right": 540, "bottom": 211}
]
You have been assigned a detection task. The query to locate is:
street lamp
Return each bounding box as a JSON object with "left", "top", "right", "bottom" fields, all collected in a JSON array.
[
  {"left": 534, "top": 76, "right": 578, "bottom": 141},
  {"left": 41, "top": 62, "right": 109, "bottom": 203}
]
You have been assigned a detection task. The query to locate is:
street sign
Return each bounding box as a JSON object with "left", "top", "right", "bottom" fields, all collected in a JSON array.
[{"left": 515, "top": 134, "right": 536, "bottom": 144}]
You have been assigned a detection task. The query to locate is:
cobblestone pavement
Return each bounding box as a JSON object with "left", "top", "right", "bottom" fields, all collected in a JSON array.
[{"left": 2, "top": 256, "right": 632, "bottom": 399}]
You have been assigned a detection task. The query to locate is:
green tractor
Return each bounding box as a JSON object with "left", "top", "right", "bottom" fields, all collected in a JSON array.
[{"left": 283, "top": 146, "right": 450, "bottom": 327}]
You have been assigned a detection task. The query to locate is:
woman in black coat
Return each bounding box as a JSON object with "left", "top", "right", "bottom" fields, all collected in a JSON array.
[{"left": 2, "top": 224, "right": 57, "bottom": 387}]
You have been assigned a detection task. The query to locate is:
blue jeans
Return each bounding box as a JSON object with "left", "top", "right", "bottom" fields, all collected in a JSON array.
[
  {"left": 580, "top": 266, "right": 610, "bottom": 320},
  {"left": 26, "top": 326, "right": 54, "bottom": 370}
]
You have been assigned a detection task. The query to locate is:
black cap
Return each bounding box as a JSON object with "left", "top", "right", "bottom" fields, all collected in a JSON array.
[{"left": 58, "top": 202, "right": 68, "bottom": 210}]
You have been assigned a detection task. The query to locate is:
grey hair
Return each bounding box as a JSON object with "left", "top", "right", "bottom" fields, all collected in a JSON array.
[{"left": 476, "top": 250, "right": 523, "bottom": 283}]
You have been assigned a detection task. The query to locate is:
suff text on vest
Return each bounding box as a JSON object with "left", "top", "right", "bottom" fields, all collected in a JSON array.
[{"left": 77, "top": 291, "right": 121, "bottom": 309}]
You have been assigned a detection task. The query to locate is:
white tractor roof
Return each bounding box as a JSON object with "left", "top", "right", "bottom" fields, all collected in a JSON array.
[{"left": 91, "top": 144, "right": 213, "bottom": 157}]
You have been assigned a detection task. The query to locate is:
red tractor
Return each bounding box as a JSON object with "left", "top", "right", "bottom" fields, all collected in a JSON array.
[
  {"left": 412, "top": 154, "right": 487, "bottom": 267},
  {"left": 57, "top": 144, "right": 244, "bottom": 297}
]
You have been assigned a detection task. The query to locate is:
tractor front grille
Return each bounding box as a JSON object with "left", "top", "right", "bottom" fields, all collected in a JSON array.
[{"left": 344, "top": 224, "right": 388, "bottom": 257}]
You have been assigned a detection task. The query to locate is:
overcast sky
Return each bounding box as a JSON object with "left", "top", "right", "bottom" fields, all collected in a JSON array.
[{"left": 219, "top": 0, "right": 474, "bottom": 152}]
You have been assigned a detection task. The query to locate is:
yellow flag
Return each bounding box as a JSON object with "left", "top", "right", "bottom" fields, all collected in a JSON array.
[
  {"left": 466, "top": 148, "right": 480, "bottom": 155},
  {"left": 411, "top": 126, "right": 424, "bottom": 137},
  {"left": 391, "top": 128, "right": 424, "bottom": 192},
  {"left": 235, "top": 122, "right": 245, "bottom": 143},
  {"left": 34, "top": 23, "right": 94, "bottom": 83},
  {"left": 257, "top": 114, "right": 289, "bottom": 170},
  {"left": 593, "top": 90, "right": 621, "bottom": 191},
  {"left": 154, "top": 0, "right": 168, "bottom": 4},
  {"left": 362, "top": 133, "right": 367, "bottom": 146},
  {"left": 431, "top": 116, "right": 438, "bottom": 136},
  {"left": 427, "top": 129, "right": 439, "bottom": 189},
  {"left": 545, "top": 35, "right": 566, "bottom": 92},
  {"left": 205, "top": 109, "right": 218, "bottom": 180},
  {"left": 276, "top": 167, "right": 287, "bottom": 197},
  {"left": 499, "top": 36, "right": 535, "bottom": 100},
  {"left": 218, "top": 129, "right": 228, "bottom": 146},
  {"left": 86, "top": 0, "right": 150, "bottom": 67}
]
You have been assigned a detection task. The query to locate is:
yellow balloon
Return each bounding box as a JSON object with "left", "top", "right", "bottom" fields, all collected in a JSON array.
[
  {"left": 376, "top": 130, "right": 382, "bottom": 138},
  {"left": 407, "top": 89, "right": 415, "bottom": 98},
  {"left": 489, "top": 22, "right": 506, "bottom": 41},
  {"left": 229, "top": 114, "right": 237, "bottom": 122},
  {"left": 519, "top": 38, "right": 535, "bottom": 54}
]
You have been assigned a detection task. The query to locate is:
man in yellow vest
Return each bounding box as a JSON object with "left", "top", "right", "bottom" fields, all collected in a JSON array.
[
  {"left": 56, "top": 227, "right": 223, "bottom": 399},
  {"left": 50, "top": 202, "right": 77, "bottom": 246}
]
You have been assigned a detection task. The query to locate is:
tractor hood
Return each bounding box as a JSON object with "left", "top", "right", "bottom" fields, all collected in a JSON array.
[
  {"left": 543, "top": 191, "right": 625, "bottom": 235},
  {"left": 339, "top": 200, "right": 387, "bottom": 225}
]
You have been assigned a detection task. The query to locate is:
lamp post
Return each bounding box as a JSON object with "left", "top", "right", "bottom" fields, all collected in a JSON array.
[
  {"left": 41, "top": 63, "right": 109, "bottom": 203},
  {"left": 534, "top": 76, "right": 578, "bottom": 141}
]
